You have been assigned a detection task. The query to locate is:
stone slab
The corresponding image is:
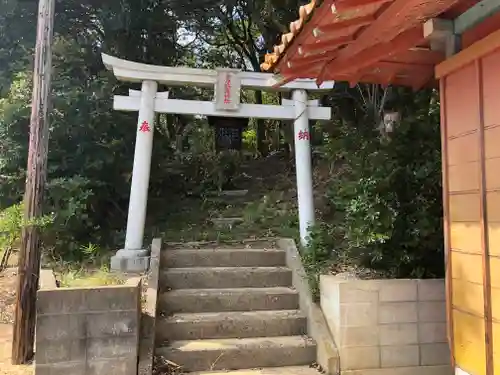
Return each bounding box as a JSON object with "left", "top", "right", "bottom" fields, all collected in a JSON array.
[
  {"left": 111, "top": 253, "right": 150, "bottom": 273},
  {"left": 160, "top": 287, "right": 299, "bottom": 314},
  {"left": 158, "top": 335, "right": 316, "bottom": 372}
]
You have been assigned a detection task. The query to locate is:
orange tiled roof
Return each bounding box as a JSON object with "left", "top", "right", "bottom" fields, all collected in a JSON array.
[
  {"left": 261, "top": 0, "right": 482, "bottom": 88},
  {"left": 260, "top": 0, "right": 319, "bottom": 72}
]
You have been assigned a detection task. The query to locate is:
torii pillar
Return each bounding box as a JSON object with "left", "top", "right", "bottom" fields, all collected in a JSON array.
[{"left": 110, "top": 80, "right": 158, "bottom": 272}]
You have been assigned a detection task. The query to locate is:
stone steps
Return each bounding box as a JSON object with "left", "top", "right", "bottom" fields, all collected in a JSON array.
[
  {"left": 159, "top": 287, "right": 300, "bottom": 314},
  {"left": 157, "top": 243, "right": 318, "bottom": 373},
  {"left": 161, "top": 266, "right": 292, "bottom": 289},
  {"left": 157, "top": 310, "right": 306, "bottom": 341},
  {"left": 187, "top": 366, "right": 321, "bottom": 375},
  {"left": 156, "top": 336, "right": 316, "bottom": 372},
  {"left": 163, "top": 248, "right": 286, "bottom": 268}
]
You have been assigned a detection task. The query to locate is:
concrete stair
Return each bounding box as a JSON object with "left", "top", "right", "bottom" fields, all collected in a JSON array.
[
  {"left": 157, "top": 244, "right": 318, "bottom": 373},
  {"left": 157, "top": 336, "right": 316, "bottom": 371},
  {"left": 161, "top": 266, "right": 292, "bottom": 289},
  {"left": 159, "top": 287, "right": 300, "bottom": 313},
  {"left": 163, "top": 248, "right": 286, "bottom": 268},
  {"left": 187, "top": 366, "right": 322, "bottom": 375},
  {"left": 157, "top": 310, "right": 307, "bottom": 341}
]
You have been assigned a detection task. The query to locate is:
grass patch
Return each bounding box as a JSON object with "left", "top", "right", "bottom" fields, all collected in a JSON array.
[
  {"left": 55, "top": 265, "right": 126, "bottom": 287},
  {"left": 154, "top": 190, "right": 299, "bottom": 243},
  {"left": 58, "top": 269, "right": 125, "bottom": 287}
]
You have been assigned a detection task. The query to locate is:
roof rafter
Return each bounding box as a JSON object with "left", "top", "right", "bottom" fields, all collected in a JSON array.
[
  {"left": 315, "top": 26, "right": 427, "bottom": 84},
  {"left": 312, "top": 0, "right": 462, "bottom": 84},
  {"left": 332, "top": 0, "right": 461, "bottom": 62},
  {"left": 333, "top": 0, "right": 394, "bottom": 12},
  {"left": 264, "top": 0, "right": 482, "bottom": 89},
  {"left": 299, "top": 35, "right": 353, "bottom": 55},
  {"left": 312, "top": 14, "right": 374, "bottom": 36}
]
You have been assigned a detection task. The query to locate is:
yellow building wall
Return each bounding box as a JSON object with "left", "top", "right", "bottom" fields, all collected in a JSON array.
[{"left": 441, "top": 44, "right": 500, "bottom": 375}]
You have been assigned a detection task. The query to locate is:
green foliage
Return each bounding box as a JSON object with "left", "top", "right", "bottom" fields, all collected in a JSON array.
[
  {"left": 243, "top": 128, "right": 258, "bottom": 151},
  {"left": 0, "top": 203, "right": 54, "bottom": 269},
  {"left": 307, "top": 87, "right": 444, "bottom": 284},
  {"left": 301, "top": 223, "right": 336, "bottom": 301},
  {"left": 241, "top": 192, "right": 299, "bottom": 237}
]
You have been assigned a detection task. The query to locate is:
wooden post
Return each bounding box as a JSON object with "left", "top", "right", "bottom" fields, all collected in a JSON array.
[{"left": 11, "top": 0, "right": 56, "bottom": 365}]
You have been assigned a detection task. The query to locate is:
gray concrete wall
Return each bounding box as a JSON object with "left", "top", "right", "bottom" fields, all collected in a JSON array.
[
  {"left": 35, "top": 278, "right": 142, "bottom": 375},
  {"left": 320, "top": 276, "right": 452, "bottom": 375},
  {"left": 139, "top": 238, "right": 162, "bottom": 375},
  {"left": 277, "top": 239, "right": 340, "bottom": 375}
]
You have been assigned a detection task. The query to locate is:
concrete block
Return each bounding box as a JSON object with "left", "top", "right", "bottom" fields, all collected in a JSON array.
[
  {"left": 420, "top": 343, "right": 451, "bottom": 365},
  {"left": 338, "top": 326, "right": 379, "bottom": 347},
  {"left": 340, "top": 302, "right": 378, "bottom": 326},
  {"left": 418, "top": 301, "right": 446, "bottom": 322},
  {"left": 381, "top": 345, "right": 419, "bottom": 368},
  {"left": 141, "top": 313, "right": 155, "bottom": 338},
  {"left": 338, "top": 282, "right": 380, "bottom": 303},
  {"left": 418, "top": 322, "right": 447, "bottom": 344},
  {"left": 37, "top": 286, "right": 139, "bottom": 314},
  {"left": 37, "top": 289, "right": 86, "bottom": 315},
  {"left": 39, "top": 269, "right": 59, "bottom": 289},
  {"left": 341, "top": 346, "right": 380, "bottom": 370},
  {"left": 379, "top": 281, "right": 417, "bottom": 302},
  {"left": 86, "top": 311, "right": 139, "bottom": 338},
  {"left": 379, "top": 302, "right": 418, "bottom": 324},
  {"left": 35, "top": 362, "right": 86, "bottom": 375},
  {"left": 138, "top": 337, "right": 155, "bottom": 375},
  {"left": 210, "top": 217, "right": 244, "bottom": 229},
  {"left": 379, "top": 323, "right": 418, "bottom": 346},
  {"left": 418, "top": 280, "right": 446, "bottom": 301},
  {"left": 87, "top": 336, "right": 138, "bottom": 359},
  {"left": 35, "top": 339, "right": 86, "bottom": 364},
  {"left": 320, "top": 285, "right": 340, "bottom": 333},
  {"left": 36, "top": 314, "right": 85, "bottom": 341},
  {"left": 87, "top": 357, "right": 138, "bottom": 375},
  {"left": 111, "top": 249, "right": 150, "bottom": 273},
  {"left": 86, "top": 286, "right": 140, "bottom": 312}
]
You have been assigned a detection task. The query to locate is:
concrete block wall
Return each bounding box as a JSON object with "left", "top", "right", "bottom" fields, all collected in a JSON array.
[
  {"left": 320, "top": 276, "right": 452, "bottom": 375},
  {"left": 35, "top": 278, "right": 142, "bottom": 375},
  {"left": 139, "top": 238, "right": 162, "bottom": 375}
]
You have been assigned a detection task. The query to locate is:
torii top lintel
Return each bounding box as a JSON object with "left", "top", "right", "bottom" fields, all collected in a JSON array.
[
  {"left": 101, "top": 53, "right": 334, "bottom": 92},
  {"left": 261, "top": 0, "right": 500, "bottom": 89}
]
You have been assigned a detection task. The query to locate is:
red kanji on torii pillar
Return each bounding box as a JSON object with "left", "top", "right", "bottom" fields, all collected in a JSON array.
[
  {"left": 139, "top": 120, "right": 151, "bottom": 132},
  {"left": 298, "top": 130, "right": 310, "bottom": 141}
]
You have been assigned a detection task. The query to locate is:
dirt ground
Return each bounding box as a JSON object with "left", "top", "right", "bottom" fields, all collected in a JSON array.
[{"left": 0, "top": 268, "right": 33, "bottom": 375}]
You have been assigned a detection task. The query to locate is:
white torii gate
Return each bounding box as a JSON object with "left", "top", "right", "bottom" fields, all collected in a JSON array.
[{"left": 102, "top": 54, "right": 333, "bottom": 272}]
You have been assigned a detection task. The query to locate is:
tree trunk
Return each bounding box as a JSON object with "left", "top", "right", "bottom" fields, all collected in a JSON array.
[
  {"left": 12, "top": 0, "right": 56, "bottom": 365},
  {"left": 254, "top": 90, "right": 267, "bottom": 156},
  {"left": 280, "top": 92, "right": 294, "bottom": 157}
]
